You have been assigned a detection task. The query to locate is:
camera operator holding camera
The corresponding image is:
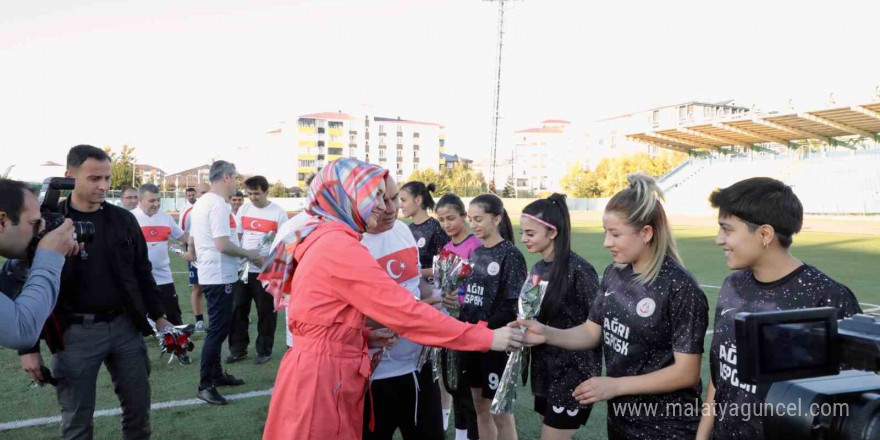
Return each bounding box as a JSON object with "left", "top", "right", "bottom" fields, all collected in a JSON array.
[
  {"left": 0, "top": 178, "right": 80, "bottom": 349},
  {"left": 18, "top": 145, "right": 173, "bottom": 440}
]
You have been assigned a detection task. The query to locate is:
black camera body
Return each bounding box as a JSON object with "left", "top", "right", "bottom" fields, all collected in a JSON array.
[
  {"left": 26, "top": 178, "right": 95, "bottom": 263},
  {"left": 735, "top": 308, "right": 880, "bottom": 440}
]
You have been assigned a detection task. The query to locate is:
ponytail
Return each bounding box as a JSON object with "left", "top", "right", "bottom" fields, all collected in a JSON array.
[
  {"left": 401, "top": 181, "right": 436, "bottom": 211},
  {"left": 471, "top": 193, "right": 514, "bottom": 242},
  {"left": 605, "top": 173, "right": 681, "bottom": 285},
  {"left": 523, "top": 193, "right": 572, "bottom": 322}
]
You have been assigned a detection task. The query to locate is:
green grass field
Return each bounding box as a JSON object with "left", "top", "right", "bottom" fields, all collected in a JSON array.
[{"left": 2, "top": 219, "right": 879, "bottom": 440}]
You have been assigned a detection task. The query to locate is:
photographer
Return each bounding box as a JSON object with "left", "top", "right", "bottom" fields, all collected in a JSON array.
[
  {"left": 19, "top": 145, "right": 172, "bottom": 440},
  {"left": 0, "top": 178, "right": 79, "bottom": 349}
]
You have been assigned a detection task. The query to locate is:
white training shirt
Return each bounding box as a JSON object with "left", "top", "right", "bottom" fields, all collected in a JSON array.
[
  {"left": 239, "top": 202, "right": 289, "bottom": 273},
  {"left": 132, "top": 207, "right": 185, "bottom": 286},
  {"left": 361, "top": 220, "right": 423, "bottom": 380},
  {"left": 190, "top": 192, "right": 241, "bottom": 285}
]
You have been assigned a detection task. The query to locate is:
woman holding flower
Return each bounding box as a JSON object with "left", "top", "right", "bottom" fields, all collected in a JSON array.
[{"left": 518, "top": 193, "right": 601, "bottom": 440}]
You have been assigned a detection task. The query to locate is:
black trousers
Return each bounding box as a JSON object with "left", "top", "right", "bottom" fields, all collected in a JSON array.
[
  {"left": 228, "top": 273, "right": 278, "bottom": 357},
  {"left": 199, "top": 282, "right": 238, "bottom": 389},
  {"left": 157, "top": 283, "right": 183, "bottom": 326},
  {"left": 363, "top": 365, "right": 444, "bottom": 440}
]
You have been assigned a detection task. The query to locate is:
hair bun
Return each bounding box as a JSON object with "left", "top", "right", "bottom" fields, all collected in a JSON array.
[{"left": 427, "top": 183, "right": 436, "bottom": 193}]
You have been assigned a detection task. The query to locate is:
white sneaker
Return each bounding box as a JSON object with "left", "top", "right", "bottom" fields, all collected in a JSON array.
[{"left": 195, "top": 320, "right": 206, "bottom": 332}]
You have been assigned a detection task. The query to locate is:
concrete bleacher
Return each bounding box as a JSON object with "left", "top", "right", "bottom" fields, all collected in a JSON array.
[{"left": 662, "top": 147, "right": 880, "bottom": 215}]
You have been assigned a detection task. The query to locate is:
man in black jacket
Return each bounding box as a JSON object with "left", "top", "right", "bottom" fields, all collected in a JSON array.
[{"left": 19, "top": 145, "right": 171, "bottom": 440}]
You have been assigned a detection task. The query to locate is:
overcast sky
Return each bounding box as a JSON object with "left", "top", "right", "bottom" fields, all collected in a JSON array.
[{"left": 2, "top": 0, "right": 877, "bottom": 185}]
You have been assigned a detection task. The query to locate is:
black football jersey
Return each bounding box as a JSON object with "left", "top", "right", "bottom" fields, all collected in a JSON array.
[
  {"left": 529, "top": 252, "right": 603, "bottom": 409},
  {"left": 709, "top": 264, "right": 862, "bottom": 440},
  {"left": 459, "top": 240, "right": 527, "bottom": 329},
  {"left": 588, "top": 256, "right": 709, "bottom": 439},
  {"left": 409, "top": 217, "right": 449, "bottom": 270}
]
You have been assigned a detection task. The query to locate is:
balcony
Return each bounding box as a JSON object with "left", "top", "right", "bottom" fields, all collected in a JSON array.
[
  {"left": 396, "top": 144, "right": 403, "bottom": 149},
  {"left": 397, "top": 157, "right": 404, "bottom": 163},
  {"left": 349, "top": 130, "right": 358, "bottom": 135},
  {"left": 378, "top": 132, "right": 387, "bottom": 137},
  {"left": 413, "top": 144, "right": 419, "bottom": 151},
  {"left": 317, "top": 127, "right": 325, "bottom": 134},
  {"left": 298, "top": 139, "right": 316, "bottom": 147},
  {"left": 298, "top": 126, "right": 316, "bottom": 134},
  {"left": 396, "top": 131, "right": 403, "bottom": 137},
  {"left": 328, "top": 128, "right": 343, "bottom": 136},
  {"left": 328, "top": 148, "right": 343, "bottom": 155},
  {"left": 413, "top": 132, "right": 420, "bottom": 139}
]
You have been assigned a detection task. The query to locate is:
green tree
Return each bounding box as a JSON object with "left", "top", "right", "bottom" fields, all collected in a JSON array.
[
  {"left": 406, "top": 168, "right": 450, "bottom": 195},
  {"left": 406, "top": 165, "right": 487, "bottom": 197},
  {"left": 103, "top": 145, "right": 140, "bottom": 190},
  {"left": 445, "top": 164, "right": 487, "bottom": 197},
  {"left": 501, "top": 176, "right": 515, "bottom": 198},
  {"left": 560, "top": 152, "right": 685, "bottom": 198},
  {"left": 268, "top": 181, "right": 290, "bottom": 197}
]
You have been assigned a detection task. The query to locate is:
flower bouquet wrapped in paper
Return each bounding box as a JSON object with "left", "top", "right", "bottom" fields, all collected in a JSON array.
[
  {"left": 490, "top": 274, "right": 548, "bottom": 414},
  {"left": 417, "top": 251, "right": 473, "bottom": 390}
]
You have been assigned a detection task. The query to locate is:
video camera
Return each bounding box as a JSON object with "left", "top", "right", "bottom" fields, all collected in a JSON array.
[
  {"left": 736, "top": 308, "right": 880, "bottom": 440},
  {"left": 27, "top": 177, "right": 95, "bottom": 261}
]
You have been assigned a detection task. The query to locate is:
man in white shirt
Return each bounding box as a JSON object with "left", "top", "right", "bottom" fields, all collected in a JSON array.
[
  {"left": 180, "top": 182, "right": 209, "bottom": 331},
  {"left": 361, "top": 177, "right": 444, "bottom": 440},
  {"left": 132, "top": 184, "right": 189, "bottom": 326},
  {"left": 132, "top": 184, "right": 192, "bottom": 364},
  {"left": 226, "top": 176, "right": 288, "bottom": 365},
  {"left": 184, "top": 187, "right": 197, "bottom": 209},
  {"left": 190, "top": 161, "right": 263, "bottom": 405},
  {"left": 230, "top": 191, "right": 244, "bottom": 216}
]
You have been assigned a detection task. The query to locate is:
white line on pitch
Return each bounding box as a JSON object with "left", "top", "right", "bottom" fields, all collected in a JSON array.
[{"left": 0, "top": 388, "right": 273, "bottom": 431}]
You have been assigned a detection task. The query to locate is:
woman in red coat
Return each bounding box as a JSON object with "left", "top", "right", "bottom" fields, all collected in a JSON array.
[{"left": 260, "top": 159, "right": 522, "bottom": 440}]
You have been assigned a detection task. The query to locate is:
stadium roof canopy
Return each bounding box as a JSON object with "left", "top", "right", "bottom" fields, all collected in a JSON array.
[{"left": 626, "top": 101, "right": 880, "bottom": 153}]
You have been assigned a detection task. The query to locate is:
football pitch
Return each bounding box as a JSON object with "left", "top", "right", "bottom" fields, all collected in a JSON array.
[{"left": 1, "top": 218, "right": 879, "bottom": 440}]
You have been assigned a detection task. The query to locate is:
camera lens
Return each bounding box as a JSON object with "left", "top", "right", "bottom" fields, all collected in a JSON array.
[{"left": 73, "top": 221, "right": 95, "bottom": 244}]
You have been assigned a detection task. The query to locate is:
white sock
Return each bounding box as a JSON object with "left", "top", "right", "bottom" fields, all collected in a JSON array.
[
  {"left": 443, "top": 409, "right": 451, "bottom": 431},
  {"left": 455, "top": 429, "right": 469, "bottom": 440}
]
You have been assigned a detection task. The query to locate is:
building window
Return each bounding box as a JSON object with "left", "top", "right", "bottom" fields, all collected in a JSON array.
[
  {"left": 379, "top": 149, "right": 386, "bottom": 159},
  {"left": 396, "top": 149, "right": 403, "bottom": 158},
  {"left": 298, "top": 159, "right": 316, "bottom": 168}
]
